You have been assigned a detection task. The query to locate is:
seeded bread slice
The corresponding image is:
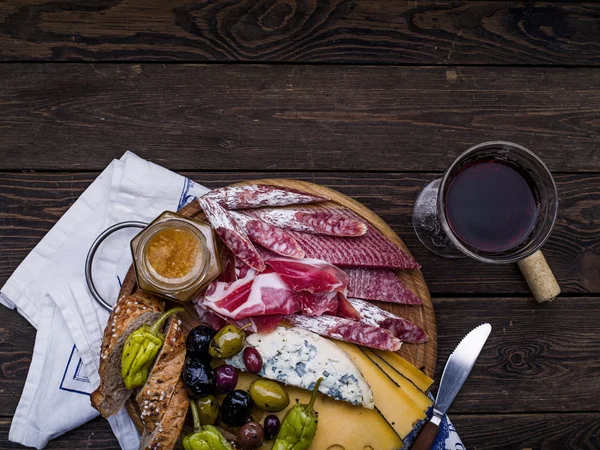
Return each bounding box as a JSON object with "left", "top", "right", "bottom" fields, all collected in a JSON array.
[
  {"left": 98, "top": 291, "right": 164, "bottom": 376},
  {"left": 139, "top": 378, "right": 190, "bottom": 450},
  {"left": 136, "top": 314, "right": 186, "bottom": 434},
  {"left": 91, "top": 291, "right": 164, "bottom": 418}
]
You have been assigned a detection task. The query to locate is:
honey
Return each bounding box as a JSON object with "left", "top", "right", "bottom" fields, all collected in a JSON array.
[
  {"left": 146, "top": 228, "right": 202, "bottom": 282},
  {"left": 131, "top": 211, "right": 221, "bottom": 303}
]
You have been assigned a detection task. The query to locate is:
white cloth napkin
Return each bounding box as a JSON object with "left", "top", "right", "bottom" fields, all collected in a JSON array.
[
  {"left": 1, "top": 152, "right": 207, "bottom": 449},
  {"left": 0, "top": 151, "right": 462, "bottom": 450}
]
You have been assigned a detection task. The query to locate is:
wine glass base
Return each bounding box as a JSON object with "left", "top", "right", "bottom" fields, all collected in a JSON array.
[{"left": 412, "top": 178, "right": 465, "bottom": 259}]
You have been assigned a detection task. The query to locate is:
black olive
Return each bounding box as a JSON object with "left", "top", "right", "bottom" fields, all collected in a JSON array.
[
  {"left": 186, "top": 326, "right": 217, "bottom": 359},
  {"left": 220, "top": 390, "right": 253, "bottom": 427},
  {"left": 182, "top": 357, "right": 216, "bottom": 399},
  {"left": 263, "top": 414, "right": 280, "bottom": 441}
]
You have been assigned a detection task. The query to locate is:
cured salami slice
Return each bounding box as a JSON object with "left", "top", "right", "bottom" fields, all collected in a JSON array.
[
  {"left": 284, "top": 314, "right": 402, "bottom": 352},
  {"left": 249, "top": 208, "right": 367, "bottom": 237},
  {"left": 203, "top": 184, "right": 328, "bottom": 210},
  {"left": 230, "top": 212, "right": 305, "bottom": 259},
  {"left": 348, "top": 298, "right": 428, "bottom": 343},
  {"left": 345, "top": 268, "right": 422, "bottom": 305},
  {"left": 199, "top": 197, "right": 265, "bottom": 271},
  {"left": 257, "top": 207, "right": 419, "bottom": 269}
]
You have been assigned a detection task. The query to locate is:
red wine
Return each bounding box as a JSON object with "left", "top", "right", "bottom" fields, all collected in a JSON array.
[{"left": 444, "top": 160, "right": 539, "bottom": 253}]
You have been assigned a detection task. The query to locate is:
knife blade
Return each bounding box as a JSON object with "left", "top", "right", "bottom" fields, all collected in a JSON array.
[{"left": 411, "top": 323, "right": 492, "bottom": 450}]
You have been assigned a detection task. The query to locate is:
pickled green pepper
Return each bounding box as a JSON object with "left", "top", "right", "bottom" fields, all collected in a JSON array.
[
  {"left": 182, "top": 400, "right": 233, "bottom": 450},
  {"left": 272, "top": 378, "right": 322, "bottom": 450},
  {"left": 121, "top": 307, "right": 184, "bottom": 390}
]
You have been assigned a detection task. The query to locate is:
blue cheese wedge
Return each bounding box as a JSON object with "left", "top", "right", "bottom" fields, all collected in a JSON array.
[{"left": 226, "top": 326, "right": 374, "bottom": 408}]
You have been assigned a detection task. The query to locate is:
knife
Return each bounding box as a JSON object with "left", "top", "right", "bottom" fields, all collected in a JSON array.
[{"left": 411, "top": 323, "right": 492, "bottom": 450}]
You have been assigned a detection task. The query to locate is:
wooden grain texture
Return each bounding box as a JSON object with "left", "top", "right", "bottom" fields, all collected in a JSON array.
[
  {"left": 2, "top": 295, "right": 600, "bottom": 416},
  {"left": 0, "top": 310, "right": 34, "bottom": 415},
  {"left": 1, "top": 1, "right": 600, "bottom": 65},
  {"left": 433, "top": 297, "right": 600, "bottom": 414},
  {"left": 2, "top": 412, "right": 599, "bottom": 450},
  {"left": 1, "top": 171, "right": 598, "bottom": 296},
  {"left": 119, "top": 178, "right": 437, "bottom": 432},
  {"left": 1, "top": 1, "right": 597, "bottom": 446},
  {"left": 0, "top": 416, "right": 120, "bottom": 449},
  {"left": 452, "top": 413, "right": 600, "bottom": 450},
  {"left": 1, "top": 64, "right": 600, "bottom": 172}
]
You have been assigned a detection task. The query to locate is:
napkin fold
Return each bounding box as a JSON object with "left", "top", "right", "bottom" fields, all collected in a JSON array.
[
  {"left": 0, "top": 152, "right": 462, "bottom": 450},
  {"left": 1, "top": 152, "right": 207, "bottom": 449}
]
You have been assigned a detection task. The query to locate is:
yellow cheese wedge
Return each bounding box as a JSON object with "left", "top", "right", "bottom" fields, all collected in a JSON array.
[
  {"left": 374, "top": 349, "right": 434, "bottom": 392},
  {"left": 363, "top": 348, "right": 433, "bottom": 412},
  {"left": 236, "top": 372, "right": 402, "bottom": 450},
  {"left": 336, "top": 342, "right": 427, "bottom": 439}
]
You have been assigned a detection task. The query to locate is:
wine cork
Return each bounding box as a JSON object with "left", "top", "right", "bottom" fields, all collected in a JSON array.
[{"left": 518, "top": 250, "right": 561, "bottom": 303}]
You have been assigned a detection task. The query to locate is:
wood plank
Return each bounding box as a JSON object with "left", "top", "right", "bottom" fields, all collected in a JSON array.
[
  {"left": 0, "top": 416, "right": 119, "bottom": 449},
  {"left": 1, "top": 64, "right": 600, "bottom": 172},
  {"left": 1, "top": 172, "right": 598, "bottom": 295},
  {"left": 0, "top": 310, "right": 34, "bottom": 416},
  {"left": 2, "top": 412, "right": 599, "bottom": 449},
  {"left": 1, "top": 2, "right": 600, "bottom": 65},
  {"left": 433, "top": 297, "right": 600, "bottom": 414},
  {"left": 2, "top": 297, "right": 599, "bottom": 416},
  {"left": 452, "top": 413, "right": 600, "bottom": 449}
]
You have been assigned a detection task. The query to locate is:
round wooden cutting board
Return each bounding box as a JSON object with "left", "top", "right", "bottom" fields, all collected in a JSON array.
[{"left": 119, "top": 179, "right": 436, "bottom": 431}]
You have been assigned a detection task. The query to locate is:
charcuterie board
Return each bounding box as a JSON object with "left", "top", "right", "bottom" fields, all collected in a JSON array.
[{"left": 118, "top": 178, "right": 437, "bottom": 432}]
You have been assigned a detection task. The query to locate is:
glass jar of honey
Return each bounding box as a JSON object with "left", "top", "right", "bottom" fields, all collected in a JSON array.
[{"left": 131, "top": 211, "right": 221, "bottom": 302}]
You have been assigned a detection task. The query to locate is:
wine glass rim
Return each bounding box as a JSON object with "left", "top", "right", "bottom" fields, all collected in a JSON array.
[{"left": 438, "top": 141, "right": 558, "bottom": 264}]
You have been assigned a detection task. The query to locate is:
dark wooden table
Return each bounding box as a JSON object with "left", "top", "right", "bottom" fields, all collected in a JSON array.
[{"left": 1, "top": 2, "right": 600, "bottom": 449}]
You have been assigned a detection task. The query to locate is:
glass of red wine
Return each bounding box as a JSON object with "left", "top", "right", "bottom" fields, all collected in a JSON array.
[{"left": 413, "top": 141, "right": 558, "bottom": 264}]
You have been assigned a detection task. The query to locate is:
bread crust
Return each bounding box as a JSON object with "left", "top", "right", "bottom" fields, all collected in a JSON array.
[
  {"left": 139, "top": 379, "right": 190, "bottom": 450},
  {"left": 136, "top": 314, "right": 186, "bottom": 434},
  {"left": 99, "top": 292, "right": 164, "bottom": 375},
  {"left": 92, "top": 291, "right": 165, "bottom": 418},
  {"left": 92, "top": 289, "right": 190, "bottom": 450}
]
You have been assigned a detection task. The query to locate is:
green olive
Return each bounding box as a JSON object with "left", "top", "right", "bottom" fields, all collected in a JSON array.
[
  {"left": 196, "top": 395, "right": 219, "bottom": 425},
  {"left": 248, "top": 379, "right": 290, "bottom": 412},
  {"left": 209, "top": 325, "right": 246, "bottom": 359}
]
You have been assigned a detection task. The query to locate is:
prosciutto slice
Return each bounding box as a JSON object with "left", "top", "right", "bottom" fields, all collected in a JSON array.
[
  {"left": 249, "top": 208, "right": 367, "bottom": 237},
  {"left": 237, "top": 264, "right": 253, "bottom": 279},
  {"left": 231, "top": 212, "right": 305, "bottom": 259},
  {"left": 199, "top": 198, "right": 265, "bottom": 271},
  {"left": 195, "top": 303, "right": 282, "bottom": 334},
  {"left": 203, "top": 271, "right": 256, "bottom": 316},
  {"left": 204, "top": 272, "right": 301, "bottom": 320},
  {"left": 265, "top": 257, "right": 348, "bottom": 294},
  {"left": 297, "top": 291, "right": 339, "bottom": 316},
  {"left": 336, "top": 293, "right": 361, "bottom": 321},
  {"left": 203, "top": 184, "right": 329, "bottom": 210},
  {"left": 348, "top": 298, "right": 428, "bottom": 344},
  {"left": 195, "top": 303, "right": 229, "bottom": 331},
  {"left": 346, "top": 268, "right": 422, "bottom": 305},
  {"left": 257, "top": 207, "right": 419, "bottom": 270},
  {"left": 284, "top": 314, "right": 402, "bottom": 352},
  {"left": 240, "top": 315, "right": 285, "bottom": 334}
]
